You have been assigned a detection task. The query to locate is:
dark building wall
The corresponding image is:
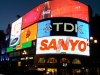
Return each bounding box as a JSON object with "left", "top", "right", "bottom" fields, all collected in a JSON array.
[{"left": 0, "top": 30, "right": 5, "bottom": 43}]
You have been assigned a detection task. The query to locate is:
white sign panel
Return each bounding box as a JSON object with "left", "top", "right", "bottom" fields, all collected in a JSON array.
[
  {"left": 36, "top": 36, "right": 89, "bottom": 56},
  {"left": 10, "top": 17, "right": 22, "bottom": 47}
]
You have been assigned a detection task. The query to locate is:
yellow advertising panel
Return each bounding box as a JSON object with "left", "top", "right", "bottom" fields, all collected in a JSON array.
[{"left": 20, "top": 23, "right": 37, "bottom": 44}]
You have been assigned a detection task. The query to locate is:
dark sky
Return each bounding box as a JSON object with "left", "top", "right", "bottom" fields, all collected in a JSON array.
[{"left": 0, "top": 0, "right": 100, "bottom": 33}]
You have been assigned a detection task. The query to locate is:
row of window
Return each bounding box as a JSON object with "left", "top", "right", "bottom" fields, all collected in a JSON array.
[{"left": 38, "top": 58, "right": 81, "bottom": 64}]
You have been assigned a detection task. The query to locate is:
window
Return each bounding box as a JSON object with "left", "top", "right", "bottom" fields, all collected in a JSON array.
[
  {"left": 60, "top": 58, "right": 70, "bottom": 63},
  {"left": 38, "top": 58, "right": 45, "bottom": 63},
  {"left": 72, "top": 58, "right": 81, "bottom": 64},
  {"left": 47, "top": 58, "right": 57, "bottom": 63}
]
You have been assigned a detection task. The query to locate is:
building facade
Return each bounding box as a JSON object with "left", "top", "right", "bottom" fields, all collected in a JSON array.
[{"left": 4, "top": 0, "right": 100, "bottom": 75}]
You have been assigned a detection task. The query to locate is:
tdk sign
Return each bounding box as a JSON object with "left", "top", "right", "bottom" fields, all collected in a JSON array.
[
  {"left": 53, "top": 23, "right": 83, "bottom": 34},
  {"left": 37, "top": 18, "right": 89, "bottom": 39}
]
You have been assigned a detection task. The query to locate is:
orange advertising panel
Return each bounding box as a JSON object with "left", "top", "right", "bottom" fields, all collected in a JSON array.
[{"left": 20, "top": 23, "right": 37, "bottom": 44}]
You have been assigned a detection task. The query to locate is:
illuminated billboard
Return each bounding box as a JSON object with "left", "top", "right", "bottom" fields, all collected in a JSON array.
[
  {"left": 6, "top": 41, "right": 33, "bottom": 53},
  {"left": 50, "top": 0, "right": 89, "bottom": 22},
  {"left": 20, "top": 0, "right": 89, "bottom": 28},
  {"left": 37, "top": 20, "right": 51, "bottom": 38},
  {"left": 9, "top": 17, "right": 22, "bottom": 47},
  {"left": 36, "top": 36, "right": 89, "bottom": 56},
  {"left": 22, "top": 4, "right": 44, "bottom": 29},
  {"left": 20, "top": 23, "right": 37, "bottom": 44},
  {"left": 22, "top": 0, "right": 89, "bottom": 29},
  {"left": 37, "top": 18, "right": 89, "bottom": 39},
  {"left": 77, "top": 21, "right": 89, "bottom": 39}
]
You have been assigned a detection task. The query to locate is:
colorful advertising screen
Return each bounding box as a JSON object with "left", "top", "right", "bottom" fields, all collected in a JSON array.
[
  {"left": 6, "top": 41, "right": 33, "bottom": 53},
  {"left": 37, "top": 20, "right": 51, "bottom": 38},
  {"left": 49, "top": 0, "right": 89, "bottom": 22},
  {"left": 20, "top": 23, "right": 37, "bottom": 44},
  {"left": 9, "top": 17, "right": 22, "bottom": 47},
  {"left": 36, "top": 36, "right": 89, "bottom": 56},
  {"left": 37, "top": 18, "right": 89, "bottom": 39},
  {"left": 22, "top": 4, "right": 44, "bottom": 29},
  {"left": 77, "top": 21, "right": 89, "bottom": 39},
  {"left": 22, "top": 0, "right": 89, "bottom": 29}
]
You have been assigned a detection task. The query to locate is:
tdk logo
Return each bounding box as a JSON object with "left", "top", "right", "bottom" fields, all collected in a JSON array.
[
  {"left": 44, "top": 23, "right": 52, "bottom": 32},
  {"left": 44, "top": 22, "right": 83, "bottom": 34}
]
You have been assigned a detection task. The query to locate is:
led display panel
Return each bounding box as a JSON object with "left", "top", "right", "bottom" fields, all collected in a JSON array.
[
  {"left": 49, "top": 0, "right": 89, "bottom": 22},
  {"left": 20, "top": 23, "right": 37, "bottom": 44},
  {"left": 50, "top": 17, "right": 77, "bottom": 36},
  {"left": 37, "top": 20, "right": 51, "bottom": 38},
  {"left": 22, "top": 0, "right": 88, "bottom": 29},
  {"left": 6, "top": 41, "right": 32, "bottom": 53},
  {"left": 37, "top": 18, "right": 89, "bottom": 38},
  {"left": 77, "top": 21, "right": 89, "bottom": 39},
  {"left": 36, "top": 36, "right": 89, "bottom": 56},
  {"left": 22, "top": 4, "right": 44, "bottom": 29},
  {"left": 9, "top": 17, "right": 22, "bottom": 47},
  {"left": 6, "top": 47, "right": 13, "bottom": 53}
]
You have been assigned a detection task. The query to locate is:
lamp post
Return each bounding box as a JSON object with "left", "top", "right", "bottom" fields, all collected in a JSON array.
[{"left": 89, "top": 36, "right": 98, "bottom": 74}]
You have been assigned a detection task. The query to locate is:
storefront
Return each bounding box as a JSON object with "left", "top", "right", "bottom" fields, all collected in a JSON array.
[
  {"left": 7, "top": 47, "right": 35, "bottom": 73},
  {"left": 34, "top": 54, "right": 90, "bottom": 75}
]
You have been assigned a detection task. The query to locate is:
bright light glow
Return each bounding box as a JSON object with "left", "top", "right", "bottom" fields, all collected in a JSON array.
[
  {"left": 94, "top": 40, "right": 97, "bottom": 43},
  {"left": 26, "top": 57, "right": 28, "bottom": 59},
  {"left": 90, "top": 36, "right": 93, "bottom": 40},
  {"left": 22, "top": 50, "right": 27, "bottom": 55}
]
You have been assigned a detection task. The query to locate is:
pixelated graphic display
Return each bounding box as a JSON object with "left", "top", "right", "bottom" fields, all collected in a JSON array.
[
  {"left": 10, "top": 17, "right": 22, "bottom": 47},
  {"left": 49, "top": 0, "right": 89, "bottom": 22},
  {"left": 36, "top": 36, "right": 89, "bottom": 56},
  {"left": 22, "top": 0, "right": 89, "bottom": 30},
  {"left": 22, "top": 4, "right": 44, "bottom": 29},
  {"left": 20, "top": 23, "right": 37, "bottom": 44},
  {"left": 77, "top": 21, "right": 89, "bottom": 39},
  {"left": 37, "top": 20, "right": 51, "bottom": 38}
]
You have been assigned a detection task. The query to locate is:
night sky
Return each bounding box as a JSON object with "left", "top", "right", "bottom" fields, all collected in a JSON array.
[{"left": 0, "top": 0, "right": 100, "bottom": 33}]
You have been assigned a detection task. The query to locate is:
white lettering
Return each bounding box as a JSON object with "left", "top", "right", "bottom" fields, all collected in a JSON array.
[{"left": 53, "top": 22, "right": 83, "bottom": 33}]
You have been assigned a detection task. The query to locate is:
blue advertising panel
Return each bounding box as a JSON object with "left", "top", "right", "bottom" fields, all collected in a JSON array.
[
  {"left": 37, "top": 20, "right": 51, "bottom": 38},
  {"left": 77, "top": 21, "right": 89, "bottom": 39}
]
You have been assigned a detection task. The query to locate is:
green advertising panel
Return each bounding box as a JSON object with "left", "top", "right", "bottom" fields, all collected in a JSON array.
[
  {"left": 6, "top": 41, "right": 32, "bottom": 53},
  {"left": 22, "top": 41, "right": 32, "bottom": 49},
  {"left": 6, "top": 47, "right": 13, "bottom": 53}
]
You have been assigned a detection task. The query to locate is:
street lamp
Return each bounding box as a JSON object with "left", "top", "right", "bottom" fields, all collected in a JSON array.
[
  {"left": 89, "top": 36, "right": 98, "bottom": 44},
  {"left": 90, "top": 36, "right": 93, "bottom": 40},
  {"left": 89, "top": 36, "right": 98, "bottom": 73},
  {"left": 94, "top": 40, "right": 97, "bottom": 43}
]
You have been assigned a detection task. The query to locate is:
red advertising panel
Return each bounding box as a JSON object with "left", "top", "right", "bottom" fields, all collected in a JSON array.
[
  {"left": 50, "top": 0, "right": 89, "bottom": 22},
  {"left": 22, "top": 0, "right": 89, "bottom": 29},
  {"left": 22, "top": 4, "right": 44, "bottom": 29}
]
